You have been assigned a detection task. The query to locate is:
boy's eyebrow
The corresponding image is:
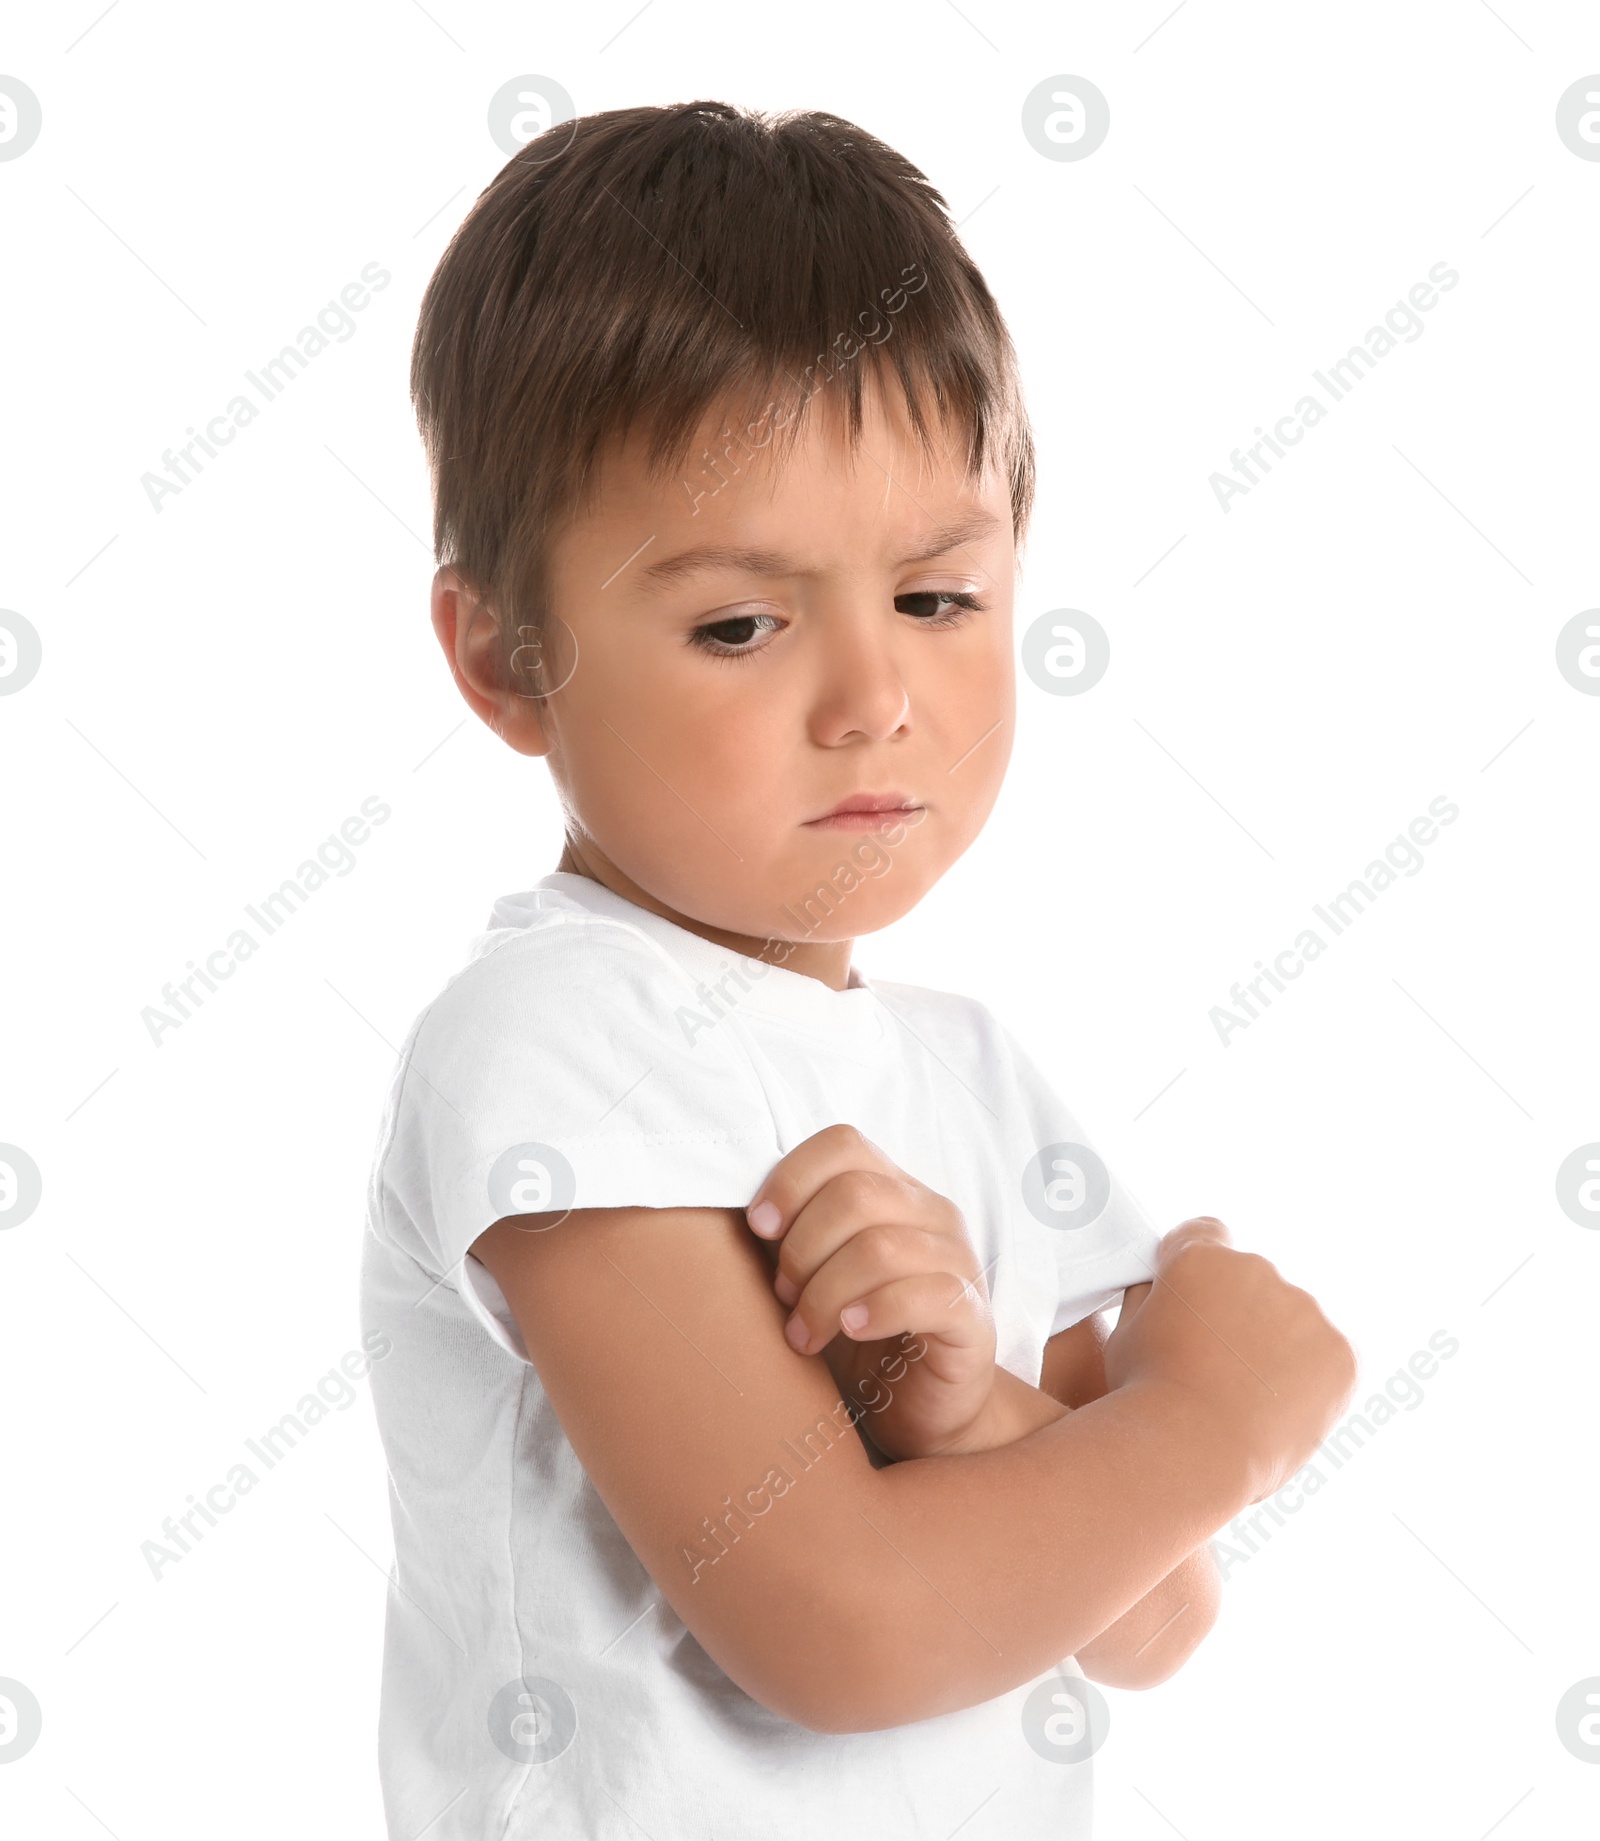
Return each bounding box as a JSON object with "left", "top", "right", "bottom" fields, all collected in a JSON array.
[{"left": 629, "top": 510, "right": 1006, "bottom": 593}]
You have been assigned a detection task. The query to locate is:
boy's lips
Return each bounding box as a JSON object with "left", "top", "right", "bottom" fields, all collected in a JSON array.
[{"left": 802, "top": 794, "right": 923, "bottom": 832}]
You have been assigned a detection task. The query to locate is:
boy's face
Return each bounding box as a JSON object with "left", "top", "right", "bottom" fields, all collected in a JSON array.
[{"left": 448, "top": 376, "right": 1017, "bottom": 961}]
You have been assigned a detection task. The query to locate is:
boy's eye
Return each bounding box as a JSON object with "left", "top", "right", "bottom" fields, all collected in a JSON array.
[
  {"left": 687, "top": 589, "right": 986, "bottom": 660},
  {"left": 689, "top": 611, "right": 784, "bottom": 656},
  {"left": 895, "top": 589, "right": 985, "bottom": 624}
]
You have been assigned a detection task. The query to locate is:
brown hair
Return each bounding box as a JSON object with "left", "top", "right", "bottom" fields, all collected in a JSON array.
[{"left": 410, "top": 99, "right": 1035, "bottom": 690}]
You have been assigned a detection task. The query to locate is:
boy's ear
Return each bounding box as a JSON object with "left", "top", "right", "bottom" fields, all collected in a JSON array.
[{"left": 430, "top": 565, "right": 551, "bottom": 758}]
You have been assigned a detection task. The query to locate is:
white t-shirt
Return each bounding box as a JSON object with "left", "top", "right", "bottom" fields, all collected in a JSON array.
[{"left": 360, "top": 871, "right": 1161, "bottom": 1839}]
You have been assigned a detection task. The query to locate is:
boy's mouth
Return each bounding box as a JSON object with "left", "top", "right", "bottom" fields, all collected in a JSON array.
[{"left": 803, "top": 794, "right": 923, "bottom": 832}]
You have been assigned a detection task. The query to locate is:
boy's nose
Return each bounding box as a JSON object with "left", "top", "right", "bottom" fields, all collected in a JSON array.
[{"left": 806, "top": 623, "right": 912, "bottom": 745}]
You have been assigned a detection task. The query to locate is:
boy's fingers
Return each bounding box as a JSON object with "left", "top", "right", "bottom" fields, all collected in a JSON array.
[
  {"left": 1116, "top": 1280, "right": 1154, "bottom": 1327},
  {"left": 774, "top": 1172, "right": 956, "bottom": 1300},
  {"left": 1157, "top": 1216, "right": 1232, "bottom": 1266},
  {"left": 785, "top": 1269, "right": 991, "bottom": 1358},
  {"left": 747, "top": 1124, "right": 898, "bottom": 1239}
]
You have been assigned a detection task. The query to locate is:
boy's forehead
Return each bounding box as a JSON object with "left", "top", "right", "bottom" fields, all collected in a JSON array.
[{"left": 572, "top": 389, "right": 1010, "bottom": 577}]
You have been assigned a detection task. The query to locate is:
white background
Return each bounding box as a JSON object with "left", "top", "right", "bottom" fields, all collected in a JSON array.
[{"left": 2, "top": 2, "right": 1597, "bottom": 1835}]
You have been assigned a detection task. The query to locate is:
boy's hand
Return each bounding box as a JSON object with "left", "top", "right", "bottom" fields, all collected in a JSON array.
[
  {"left": 746, "top": 1125, "right": 999, "bottom": 1461},
  {"left": 1103, "top": 1217, "right": 1358, "bottom": 1502}
]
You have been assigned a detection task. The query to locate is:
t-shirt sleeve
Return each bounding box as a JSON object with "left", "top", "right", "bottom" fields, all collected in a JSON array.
[
  {"left": 370, "top": 914, "right": 784, "bottom": 1360},
  {"left": 1000, "top": 1025, "right": 1164, "bottom": 1337}
]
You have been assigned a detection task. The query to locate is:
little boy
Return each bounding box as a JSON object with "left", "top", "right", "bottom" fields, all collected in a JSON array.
[{"left": 362, "top": 100, "right": 1355, "bottom": 1838}]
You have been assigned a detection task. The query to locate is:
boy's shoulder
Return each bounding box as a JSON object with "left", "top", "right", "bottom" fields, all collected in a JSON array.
[
  {"left": 372, "top": 887, "right": 786, "bottom": 1250},
  {"left": 416, "top": 885, "right": 705, "bottom": 1041},
  {"left": 400, "top": 880, "right": 1046, "bottom": 1117},
  {"left": 857, "top": 972, "right": 1028, "bottom": 1067},
  {"left": 382, "top": 882, "right": 768, "bottom": 1162}
]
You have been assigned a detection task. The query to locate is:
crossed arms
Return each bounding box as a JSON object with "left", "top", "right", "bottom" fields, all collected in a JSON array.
[{"left": 472, "top": 1132, "right": 1353, "bottom": 1734}]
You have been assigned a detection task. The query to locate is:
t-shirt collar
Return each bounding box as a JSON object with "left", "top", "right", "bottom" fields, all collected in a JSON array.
[{"left": 518, "top": 871, "right": 886, "bottom": 1045}]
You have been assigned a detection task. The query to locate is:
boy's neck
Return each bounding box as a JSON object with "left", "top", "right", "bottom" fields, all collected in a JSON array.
[{"left": 554, "top": 839, "right": 857, "bottom": 993}]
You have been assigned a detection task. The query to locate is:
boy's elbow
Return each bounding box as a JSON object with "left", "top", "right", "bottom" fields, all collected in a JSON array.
[
  {"left": 1078, "top": 1554, "right": 1222, "bottom": 1691},
  {"left": 777, "top": 1675, "right": 916, "bottom": 1736},
  {"left": 722, "top": 1586, "right": 914, "bottom": 1735},
  {"left": 1085, "top": 1601, "right": 1218, "bottom": 1689},
  {"left": 735, "top": 1652, "right": 884, "bottom": 1736},
  {"left": 729, "top": 1637, "right": 874, "bottom": 1735},
  {"left": 774, "top": 1630, "right": 976, "bottom": 1734},
  {"left": 766, "top": 1689, "right": 879, "bottom": 1737}
]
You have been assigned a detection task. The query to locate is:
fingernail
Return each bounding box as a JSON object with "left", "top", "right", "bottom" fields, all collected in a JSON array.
[
  {"left": 840, "top": 1302, "right": 868, "bottom": 1333},
  {"left": 748, "top": 1200, "right": 782, "bottom": 1238},
  {"left": 784, "top": 1313, "right": 809, "bottom": 1351},
  {"left": 773, "top": 1271, "right": 799, "bottom": 1306}
]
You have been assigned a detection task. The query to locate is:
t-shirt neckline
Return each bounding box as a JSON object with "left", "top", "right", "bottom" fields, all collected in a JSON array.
[{"left": 520, "top": 871, "right": 886, "bottom": 1045}]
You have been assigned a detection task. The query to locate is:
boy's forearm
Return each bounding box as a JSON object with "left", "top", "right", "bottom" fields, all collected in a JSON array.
[
  {"left": 825, "top": 1378, "right": 1251, "bottom": 1732},
  {"left": 936, "top": 1363, "right": 1222, "bottom": 1685}
]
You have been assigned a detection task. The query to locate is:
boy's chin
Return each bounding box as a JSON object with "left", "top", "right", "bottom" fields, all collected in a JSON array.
[
  {"left": 758, "top": 878, "right": 937, "bottom": 946},
  {"left": 611, "top": 841, "right": 949, "bottom": 949}
]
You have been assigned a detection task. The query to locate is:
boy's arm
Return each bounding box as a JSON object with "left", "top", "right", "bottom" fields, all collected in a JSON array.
[
  {"left": 473, "top": 1204, "right": 1352, "bottom": 1735},
  {"left": 1039, "top": 1309, "right": 1221, "bottom": 1686},
  {"left": 938, "top": 1309, "right": 1221, "bottom": 1688}
]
